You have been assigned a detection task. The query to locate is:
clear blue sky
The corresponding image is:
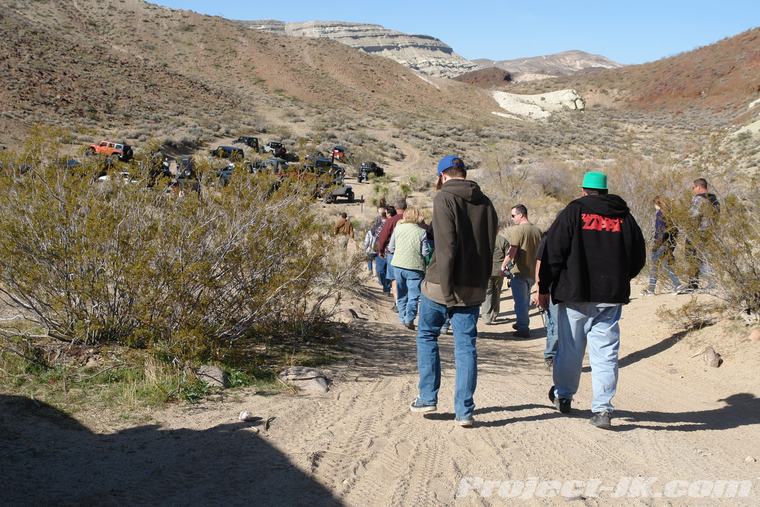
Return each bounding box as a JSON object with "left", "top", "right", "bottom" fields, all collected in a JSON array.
[{"left": 152, "top": 0, "right": 758, "bottom": 65}]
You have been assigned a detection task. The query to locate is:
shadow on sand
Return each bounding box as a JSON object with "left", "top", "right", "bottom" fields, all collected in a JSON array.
[{"left": 0, "top": 394, "right": 343, "bottom": 507}]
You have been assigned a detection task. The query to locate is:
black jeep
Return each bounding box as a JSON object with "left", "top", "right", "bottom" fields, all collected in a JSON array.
[
  {"left": 357, "top": 162, "right": 384, "bottom": 182},
  {"left": 232, "top": 136, "right": 259, "bottom": 150},
  {"left": 209, "top": 146, "right": 244, "bottom": 160}
]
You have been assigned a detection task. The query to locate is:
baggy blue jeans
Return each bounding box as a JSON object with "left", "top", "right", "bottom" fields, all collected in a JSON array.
[
  {"left": 553, "top": 302, "right": 622, "bottom": 413},
  {"left": 544, "top": 296, "right": 559, "bottom": 359},
  {"left": 374, "top": 256, "right": 391, "bottom": 293},
  {"left": 511, "top": 275, "right": 534, "bottom": 332},
  {"left": 385, "top": 253, "right": 395, "bottom": 281},
  {"left": 395, "top": 267, "right": 424, "bottom": 325},
  {"left": 416, "top": 294, "right": 480, "bottom": 419}
]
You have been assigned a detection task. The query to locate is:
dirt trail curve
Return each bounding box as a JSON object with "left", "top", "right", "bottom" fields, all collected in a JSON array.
[{"left": 2, "top": 277, "right": 759, "bottom": 506}]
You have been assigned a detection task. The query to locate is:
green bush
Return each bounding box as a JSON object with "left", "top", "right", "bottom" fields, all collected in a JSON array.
[{"left": 0, "top": 128, "right": 355, "bottom": 364}]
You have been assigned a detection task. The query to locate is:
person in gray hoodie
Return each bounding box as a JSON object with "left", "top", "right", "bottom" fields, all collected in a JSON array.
[{"left": 409, "top": 155, "right": 498, "bottom": 427}]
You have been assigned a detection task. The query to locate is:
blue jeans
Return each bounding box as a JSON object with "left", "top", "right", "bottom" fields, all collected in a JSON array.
[
  {"left": 366, "top": 253, "right": 376, "bottom": 273},
  {"left": 416, "top": 294, "right": 480, "bottom": 419},
  {"left": 395, "top": 267, "right": 424, "bottom": 324},
  {"left": 375, "top": 257, "right": 391, "bottom": 293},
  {"left": 385, "top": 253, "right": 395, "bottom": 281},
  {"left": 648, "top": 245, "right": 679, "bottom": 289},
  {"left": 553, "top": 302, "right": 622, "bottom": 413},
  {"left": 511, "top": 275, "right": 534, "bottom": 331},
  {"left": 544, "top": 297, "right": 559, "bottom": 359}
]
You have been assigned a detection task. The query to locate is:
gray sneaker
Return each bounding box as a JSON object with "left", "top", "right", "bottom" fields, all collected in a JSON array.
[
  {"left": 590, "top": 411, "right": 612, "bottom": 429},
  {"left": 410, "top": 396, "right": 437, "bottom": 413},
  {"left": 454, "top": 416, "right": 474, "bottom": 427}
]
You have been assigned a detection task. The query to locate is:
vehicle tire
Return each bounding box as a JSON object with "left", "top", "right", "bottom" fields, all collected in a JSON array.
[
  {"left": 324, "top": 194, "right": 334, "bottom": 204},
  {"left": 347, "top": 190, "right": 354, "bottom": 203}
]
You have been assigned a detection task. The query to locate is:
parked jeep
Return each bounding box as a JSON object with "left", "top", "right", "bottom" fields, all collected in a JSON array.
[
  {"left": 232, "top": 136, "right": 259, "bottom": 150},
  {"left": 209, "top": 146, "right": 244, "bottom": 161},
  {"left": 332, "top": 145, "right": 348, "bottom": 161},
  {"left": 299, "top": 160, "right": 353, "bottom": 204},
  {"left": 262, "top": 141, "right": 286, "bottom": 158},
  {"left": 86, "top": 141, "right": 134, "bottom": 162},
  {"left": 166, "top": 160, "right": 200, "bottom": 196},
  {"left": 357, "top": 161, "right": 384, "bottom": 182}
]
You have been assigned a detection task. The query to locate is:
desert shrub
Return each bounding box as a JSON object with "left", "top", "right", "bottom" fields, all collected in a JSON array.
[
  {"left": 0, "top": 130, "right": 356, "bottom": 364},
  {"left": 528, "top": 159, "right": 578, "bottom": 203},
  {"left": 667, "top": 183, "right": 760, "bottom": 319},
  {"left": 600, "top": 144, "right": 760, "bottom": 320}
]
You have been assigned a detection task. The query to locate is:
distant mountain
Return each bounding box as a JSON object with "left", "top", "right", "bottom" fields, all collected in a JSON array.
[
  {"left": 473, "top": 50, "right": 625, "bottom": 81},
  {"left": 238, "top": 20, "right": 479, "bottom": 78}
]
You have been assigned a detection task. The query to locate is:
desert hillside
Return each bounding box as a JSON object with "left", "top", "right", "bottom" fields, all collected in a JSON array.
[{"left": 0, "top": 0, "right": 758, "bottom": 176}]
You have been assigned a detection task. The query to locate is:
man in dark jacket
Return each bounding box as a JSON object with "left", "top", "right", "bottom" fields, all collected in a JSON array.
[
  {"left": 378, "top": 198, "right": 406, "bottom": 311},
  {"left": 409, "top": 155, "right": 498, "bottom": 427},
  {"left": 683, "top": 177, "right": 720, "bottom": 291},
  {"left": 538, "top": 171, "right": 646, "bottom": 430}
]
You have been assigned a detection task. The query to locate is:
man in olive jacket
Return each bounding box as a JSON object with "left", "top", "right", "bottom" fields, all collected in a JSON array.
[
  {"left": 409, "top": 155, "right": 498, "bottom": 427},
  {"left": 538, "top": 171, "right": 646, "bottom": 430}
]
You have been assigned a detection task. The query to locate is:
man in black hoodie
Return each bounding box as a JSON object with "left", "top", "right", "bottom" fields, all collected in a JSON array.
[
  {"left": 537, "top": 172, "right": 646, "bottom": 430},
  {"left": 409, "top": 155, "right": 498, "bottom": 427}
]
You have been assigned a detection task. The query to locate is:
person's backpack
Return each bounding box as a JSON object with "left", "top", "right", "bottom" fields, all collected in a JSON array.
[{"left": 368, "top": 222, "right": 383, "bottom": 253}]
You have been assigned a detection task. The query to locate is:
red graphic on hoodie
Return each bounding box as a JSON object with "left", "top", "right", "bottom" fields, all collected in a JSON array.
[{"left": 581, "top": 213, "right": 623, "bottom": 232}]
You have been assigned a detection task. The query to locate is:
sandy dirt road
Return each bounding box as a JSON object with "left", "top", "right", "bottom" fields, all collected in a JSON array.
[{"left": 2, "top": 275, "right": 759, "bottom": 506}]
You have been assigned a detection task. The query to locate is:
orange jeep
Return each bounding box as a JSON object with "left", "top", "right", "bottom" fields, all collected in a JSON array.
[{"left": 87, "top": 141, "right": 134, "bottom": 162}]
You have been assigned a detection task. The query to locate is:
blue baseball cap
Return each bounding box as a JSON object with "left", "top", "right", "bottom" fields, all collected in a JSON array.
[{"left": 436, "top": 155, "right": 465, "bottom": 189}]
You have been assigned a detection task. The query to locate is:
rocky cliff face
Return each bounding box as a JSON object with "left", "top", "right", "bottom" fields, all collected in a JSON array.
[{"left": 239, "top": 20, "right": 479, "bottom": 78}]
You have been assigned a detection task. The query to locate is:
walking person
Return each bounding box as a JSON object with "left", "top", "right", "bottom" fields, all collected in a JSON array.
[
  {"left": 363, "top": 228, "right": 379, "bottom": 274},
  {"left": 388, "top": 206, "right": 430, "bottom": 330},
  {"left": 501, "top": 205, "right": 542, "bottom": 338},
  {"left": 640, "top": 196, "right": 680, "bottom": 296},
  {"left": 533, "top": 231, "right": 558, "bottom": 370},
  {"left": 377, "top": 198, "right": 407, "bottom": 312},
  {"left": 682, "top": 178, "right": 720, "bottom": 292},
  {"left": 333, "top": 212, "right": 354, "bottom": 249},
  {"left": 538, "top": 171, "right": 646, "bottom": 429},
  {"left": 410, "top": 155, "right": 498, "bottom": 427},
  {"left": 482, "top": 224, "right": 510, "bottom": 325},
  {"left": 371, "top": 213, "right": 392, "bottom": 295}
]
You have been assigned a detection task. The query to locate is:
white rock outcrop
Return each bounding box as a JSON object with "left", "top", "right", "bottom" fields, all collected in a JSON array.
[{"left": 492, "top": 89, "right": 585, "bottom": 120}]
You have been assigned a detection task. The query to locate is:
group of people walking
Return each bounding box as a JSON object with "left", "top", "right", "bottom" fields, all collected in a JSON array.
[
  {"left": 641, "top": 177, "right": 721, "bottom": 296},
  {"left": 351, "top": 157, "right": 718, "bottom": 431},
  {"left": 402, "top": 161, "right": 649, "bottom": 429}
]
